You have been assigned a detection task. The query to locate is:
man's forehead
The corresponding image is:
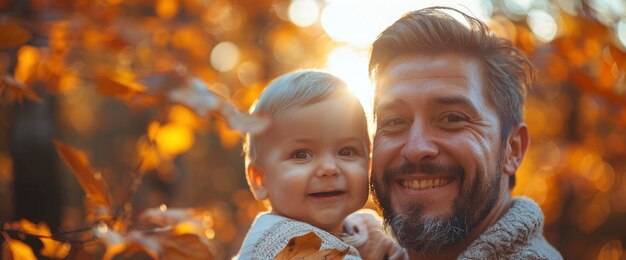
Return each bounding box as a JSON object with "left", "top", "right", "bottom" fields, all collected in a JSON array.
[{"left": 376, "top": 54, "right": 482, "bottom": 86}]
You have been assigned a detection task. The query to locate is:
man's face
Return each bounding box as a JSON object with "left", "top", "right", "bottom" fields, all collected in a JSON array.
[
  {"left": 254, "top": 95, "right": 370, "bottom": 234},
  {"left": 371, "top": 53, "right": 507, "bottom": 252}
]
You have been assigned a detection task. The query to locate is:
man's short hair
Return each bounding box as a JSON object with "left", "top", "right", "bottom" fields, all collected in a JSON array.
[
  {"left": 243, "top": 70, "right": 369, "bottom": 169},
  {"left": 369, "top": 6, "right": 534, "bottom": 188}
]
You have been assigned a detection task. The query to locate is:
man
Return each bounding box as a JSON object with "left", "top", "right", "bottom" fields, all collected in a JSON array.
[{"left": 369, "top": 7, "right": 562, "bottom": 259}]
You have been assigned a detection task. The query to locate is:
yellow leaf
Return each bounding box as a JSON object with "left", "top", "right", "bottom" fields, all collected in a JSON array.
[
  {"left": 137, "top": 136, "right": 161, "bottom": 172},
  {"left": 0, "top": 22, "right": 32, "bottom": 49},
  {"left": 102, "top": 243, "right": 127, "bottom": 260},
  {"left": 275, "top": 232, "right": 349, "bottom": 260},
  {"left": 52, "top": 140, "right": 112, "bottom": 216},
  {"left": 3, "top": 236, "right": 37, "bottom": 260},
  {"left": 4, "top": 220, "right": 70, "bottom": 259},
  {"left": 40, "top": 239, "right": 70, "bottom": 259}
]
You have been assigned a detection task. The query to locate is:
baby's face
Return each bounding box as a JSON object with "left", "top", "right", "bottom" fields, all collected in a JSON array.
[{"left": 255, "top": 95, "right": 370, "bottom": 234}]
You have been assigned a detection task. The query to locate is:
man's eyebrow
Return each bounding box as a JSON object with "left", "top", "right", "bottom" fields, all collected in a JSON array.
[
  {"left": 375, "top": 98, "right": 404, "bottom": 113},
  {"left": 436, "top": 96, "right": 480, "bottom": 114}
]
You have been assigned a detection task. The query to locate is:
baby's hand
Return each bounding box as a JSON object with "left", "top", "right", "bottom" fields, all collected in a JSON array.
[{"left": 342, "top": 209, "right": 408, "bottom": 260}]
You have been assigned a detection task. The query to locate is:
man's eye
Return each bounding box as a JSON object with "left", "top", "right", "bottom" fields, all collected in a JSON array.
[
  {"left": 291, "top": 150, "right": 312, "bottom": 159},
  {"left": 381, "top": 117, "right": 408, "bottom": 128},
  {"left": 338, "top": 147, "right": 358, "bottom": 157},
  {"left": 442, "top": 113, "right": 468, "bottom": 123}
]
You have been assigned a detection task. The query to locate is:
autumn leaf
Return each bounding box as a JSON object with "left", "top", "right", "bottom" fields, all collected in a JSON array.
[
  {"left": 168, "top": 77, "right": 220, "bottom": 117},
  {"left": 218, "top": 102, "right": 270, "bottom": 135},
  {"left": 52, "top": 140, "right": 113, "bottom": 218},
  {"left": 138, "top": 207, "right": 202, "bottom": 228},
  {"left": 0, "top": 22, "right": 33, "bottom": 49},
  {"left": 95, "top": 73, "right": 147, "bottom": 101},
  {"left": 168, "top": 77, "right": 270, "bottom": 134},
  {"left": 275, "top": 232, "right": 349, "bottom": 260},
  {"left": 94, "top": 207, "right": 213, "bottom": 260},
  {"left": 1, "top": 236, "right": 37, "bottom": 260},
  {"left": 2, "top": 220, "right": 70, "bottom": 259},
  {"left": 0, "top": 74, "right": 42, "bottom": 106},
  {"left": 94, "top": 227, "right": 127, "bottom": 260}
]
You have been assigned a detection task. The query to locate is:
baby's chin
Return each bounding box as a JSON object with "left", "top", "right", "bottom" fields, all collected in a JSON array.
[{"left": 307, "top": 208, "right": 358, "bottom": 234}]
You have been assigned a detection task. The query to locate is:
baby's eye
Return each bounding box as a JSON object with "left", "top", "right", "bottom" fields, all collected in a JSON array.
[
  {"left": 338, "top": 147, "right": 358, "bottom": 157},
  {"left": 290, "top": 149, "right": 313, "bottom": 159}
]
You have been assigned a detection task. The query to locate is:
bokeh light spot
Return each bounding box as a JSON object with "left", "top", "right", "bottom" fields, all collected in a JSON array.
[
  {"left": 210, "top": 42, "right": 240, "bottom": 72},
  {"left": 503, "top": 0, "right": 533, "bottom": 16},
  {"left": 597, "top": 240, "right": 623, "bottom": 259},
  {"left": 528, "top": 9, "right": 558, "bottom": 42},
  {"left": 288, "top": 0, "right": 319, "bottom": 27}
]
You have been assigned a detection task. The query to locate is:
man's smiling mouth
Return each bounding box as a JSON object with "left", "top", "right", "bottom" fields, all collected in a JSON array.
[
  {"left": 401, "top": 178, "right": 453, "bottom": 190},
  {"left": 309, "top": 191, "right": 346, "bottom": 198}
]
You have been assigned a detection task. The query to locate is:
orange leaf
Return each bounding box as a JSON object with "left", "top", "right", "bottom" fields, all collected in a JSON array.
[
  {"left": 95, "top": 75, "right": 147, "bottom": 100},
  {"left": 0, "top": 22, "right": 32, "bottom": 49},
  {"left": 275, "top": 232, "right": 321, "bottom": 259},
  {"left": 1, "top": 235, "right": 37, "bottom": 260},
  {"left": 3, "top": 220, "right": 70, "bottom": 259},
  {"left": 0, "top": 74, "right": 42, "bottom": 106},
  {"left": 52, "top": 140, "right": 112, "bottom": 216},
  {"left": 275, "top": 232, "right": 349, "bottom": 259},
  {"left": 160, "top": 234, "right": 213, "bottom": 260}
]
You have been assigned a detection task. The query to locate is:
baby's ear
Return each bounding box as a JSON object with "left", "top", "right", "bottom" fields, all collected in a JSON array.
[{"left": 247, "top": 165, "right": 268, "bottom": 201}]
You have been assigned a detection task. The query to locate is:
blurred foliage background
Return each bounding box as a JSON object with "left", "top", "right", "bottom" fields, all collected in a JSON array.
[{"left": 0, "top": 0, "right": 625, "bottom": 259}]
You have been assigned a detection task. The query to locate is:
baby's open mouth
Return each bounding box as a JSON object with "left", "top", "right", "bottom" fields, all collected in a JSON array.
[{"left": 309, "top": 191, "right": 345, "bottom": 198}]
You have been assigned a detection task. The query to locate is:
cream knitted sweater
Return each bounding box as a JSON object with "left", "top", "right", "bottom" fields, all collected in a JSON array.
[
  {"left": 458, "top": 197, "right": 562, "bottom": 259},
  {"left": 234, "top": 212, "right": 361, "bottom": 259}
]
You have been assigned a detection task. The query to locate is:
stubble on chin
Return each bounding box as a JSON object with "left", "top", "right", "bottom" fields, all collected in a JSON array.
[
  {"left": 370, "top": 162, "right": 471, "bottom": 254},
  {"left": 385, "top": 203, "right": 468, "bottom": 254}
]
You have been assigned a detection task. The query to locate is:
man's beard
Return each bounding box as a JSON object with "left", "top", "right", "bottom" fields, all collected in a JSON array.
[{"left": 371, "top": 161, "right": 501, "bottom": 254}]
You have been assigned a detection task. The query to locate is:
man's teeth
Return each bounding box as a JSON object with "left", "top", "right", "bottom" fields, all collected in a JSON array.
[{"left": 402, "top": 178, "right": 451, "bottom": 190}]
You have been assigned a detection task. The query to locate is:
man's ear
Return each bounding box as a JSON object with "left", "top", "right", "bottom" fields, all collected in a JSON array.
[
  {"left": 503, "top": 124, "right": 529, "bottom": 176},
  {"left": 247, "top": 165, "right": 268, "bottom": 201}
]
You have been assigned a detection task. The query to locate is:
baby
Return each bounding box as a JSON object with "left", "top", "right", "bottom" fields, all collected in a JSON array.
[{"left": 235, "top": 70, "right": 406, "bottom": 259}]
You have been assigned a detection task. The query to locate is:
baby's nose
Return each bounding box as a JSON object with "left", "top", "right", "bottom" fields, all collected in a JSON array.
[{"left": 316, "top": 155, "right": 340, "bottom": 177}]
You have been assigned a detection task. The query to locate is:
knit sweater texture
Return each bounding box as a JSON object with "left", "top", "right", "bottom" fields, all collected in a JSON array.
[
  {"left": 457, "top": 197, "right": 562, "bottom": 259},
  {"left": 234, "top": 212, "right": 360, "bottom": 259}
]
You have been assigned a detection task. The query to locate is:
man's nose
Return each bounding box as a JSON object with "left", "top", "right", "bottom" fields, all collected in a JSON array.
[
  {"left": 400, "top": 122, "right": 438, "bottom": 163},
  {"left": 316, "top": 154, "right": 340, "bottom": 177}
]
